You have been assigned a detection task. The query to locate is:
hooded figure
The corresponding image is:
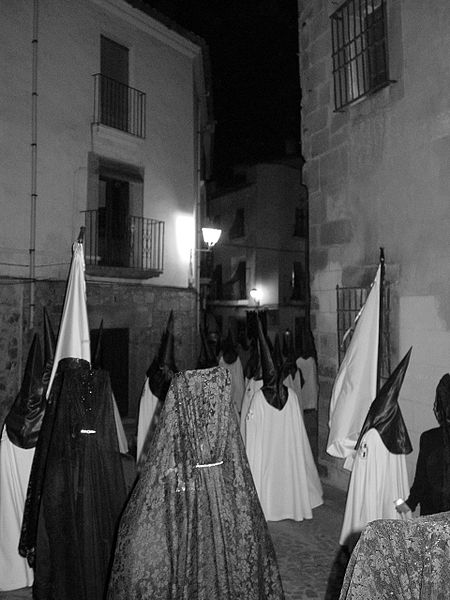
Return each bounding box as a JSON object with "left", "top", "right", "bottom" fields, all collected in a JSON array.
[
  {"left": 137, "top": 311, "right": 177, "bottom": 463},
  {"left": 398, "top": 372, "right": 450, "bottom": 516},
  {"left": 1, "top": 311, "right": 56, "bottom": 592},
  {"left": 240, "top": 337, "right": 263, "bottom": 443},
  {"left": 108, "top": 367, "right": 285, "bottom": 600},
  {"left": 296, "top": 326, "right": 319, "bottom": 411},
  {"left": 197, "top": 324, "right": 219, "bottom": 369},
  {"left": 0, "top": 334, "right": 43, "bottom": 591},
  {"left": 281, "top": 329, "right": 303, "bottom": 408},
  {"left": 242, "top": 314, "right": 323, "bottom": 521},
  {"left": 20, "top": 358, "right": 128, "bottom": 600},
  {"left": 339, "top": 348, "right": 412, "bottom": 548},
  {"left": 219, "top": 330, "right": 245, "bottom": 415}
]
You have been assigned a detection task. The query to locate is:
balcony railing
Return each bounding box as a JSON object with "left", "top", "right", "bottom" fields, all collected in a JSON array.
[
  {"left": 82, "top": 209, "right": 164, "bottom": 275},
  {"left": 93, "top": 74, "right": 146, "bottom": 138}
]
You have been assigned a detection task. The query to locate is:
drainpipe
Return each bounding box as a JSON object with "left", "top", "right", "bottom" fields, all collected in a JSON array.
[
  {"left": 195, "top": 99, "right": 202, "bottom": 338},
  {"left": 29, "top": 0, "right": 39, "bottom": 329}
]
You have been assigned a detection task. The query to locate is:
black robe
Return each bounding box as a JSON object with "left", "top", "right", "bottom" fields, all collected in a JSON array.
[{"left": 20, "top": 359, "right": 127, "bottom": 600}]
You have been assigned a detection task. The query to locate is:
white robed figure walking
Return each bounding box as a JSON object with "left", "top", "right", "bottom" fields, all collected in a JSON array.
[
  {"left": 340, "top": 349, "right": 413, "bottom": 547},
  {"left": 0, "top": 310, "right": 56, "bottom": 592},
  {"left": 243, "top": 314, "right": 322, "bottom": 521}
]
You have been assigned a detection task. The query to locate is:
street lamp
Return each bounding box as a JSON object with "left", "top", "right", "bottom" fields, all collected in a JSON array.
[
  {"left": 250, "top": 287, "right": 262, "bottom": 306},
  {"left": 201, "top": 226, "right": 221, "bottom": 249}
]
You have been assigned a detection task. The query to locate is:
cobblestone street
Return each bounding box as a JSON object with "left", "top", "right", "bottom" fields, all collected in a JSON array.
[{"left": 0, "top": 485, "right": 347, "bottom": 600}]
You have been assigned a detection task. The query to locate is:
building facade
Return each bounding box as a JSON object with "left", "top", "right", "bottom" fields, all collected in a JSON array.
[
  {"left": 205, "top": 158, "right": 308, "bottom": 350},
  {"left": 298, "top": 0, "right": 450, "bottom": 489},
  {"left": 0, "top": 0, "right": 213, "bottom": 428}
]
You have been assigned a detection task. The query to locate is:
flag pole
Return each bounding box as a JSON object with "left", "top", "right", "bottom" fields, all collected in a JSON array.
[{"left": 376, "top": 247, "right": 385, "bottom": 393}]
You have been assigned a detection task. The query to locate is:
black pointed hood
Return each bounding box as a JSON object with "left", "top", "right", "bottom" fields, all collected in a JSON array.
[
  {"left": 92, "top": 319, "right": 104, "bottom": 370},
  {"left": 221, "top": 329, "right": 238, "bottom": 364},
  {"left": 246, "top": 310, "right": 258, "bottom": 341},
  {"left": 257, "top": 315, "right": 288, "bottom": 410},
  {"left": 282, "top": 328, "right": 298, "bottom": 380},
  {"left": 42, "top": 308, "right": 56, "bottom": 390},
  {"left": 5, "top": 334, "right": 45, "bottom": 449},
  {"left": 356, "top": 347, "right": 413, "bottom": 454},
  {"left": 147, "top": 312, "right": 178, "bottom": 401},
  {"left": 160, "top": 310, "right": 177, "bottom": 372},
  {"left": 273, "top": 335, "right": 283, "bottom": 373},
  {"left": 197, "top": 325, "right": 218, "bottom": 369},
  {"left": 244, "top": 337, "right": 261, "bottom": 380}
]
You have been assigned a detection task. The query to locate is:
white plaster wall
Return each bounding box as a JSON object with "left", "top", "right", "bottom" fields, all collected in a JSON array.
[{"left": 0, "top": 0, "right": 200, "bottom": 287}]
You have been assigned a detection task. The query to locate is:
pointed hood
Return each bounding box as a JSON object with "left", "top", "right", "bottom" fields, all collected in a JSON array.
[
  {"left": 5, "top": 334, "right": 45, "bottom": 449},
  {"left": 281, "top": 328, "right": 298, "bottom": 380},
  {"left": 160, "top": 310, "right": 177, "bottom": 372},
  {"left": 273, "top": 335, "right": 283, "bottom": 373},
  {"left": 257, "top": 314, "right": 288, "bottom": 410},
  {"left": 92, "top": 319, "right": 104, "bottom": 370},
  {"left": 197, "top": 325, "right": 218, "bottom": 369},
  {"left": 246, "top": 310, "right": 259, "bottom": 341},
  {"left": 244, "top": 337, "right": 261, "bottom": 380},
  {"left": 41, "top": 308, "right": 56, "bottom": 392},
  {"left": 221, "top": 329, "right": 238, "bottom": 365},
  {"left": 147, "top": 312, "right": 178, "bottom": 401},
  {"left": 356, "top": 347, "right": 413, "bottom": 454}
]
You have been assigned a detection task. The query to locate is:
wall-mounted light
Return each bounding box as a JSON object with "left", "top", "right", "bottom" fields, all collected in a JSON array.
[
  {"left": 201, "top": 227, "right": 222, "bottom": 248},
  {"left": 250, "top": 287, "right": 262, "bottom": 306}
]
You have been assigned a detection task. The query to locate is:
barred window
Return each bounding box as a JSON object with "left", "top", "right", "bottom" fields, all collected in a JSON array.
[
  {"left": 336, "top": 282, "right": 391, "bottom": 383},
  {"left": 331, "top": 0, "right": 390, "bottom": 111}
]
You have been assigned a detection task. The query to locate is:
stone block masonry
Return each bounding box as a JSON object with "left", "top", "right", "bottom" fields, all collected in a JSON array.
[{"left": 0, "top": 279, "right": 198, "bottom": 429}]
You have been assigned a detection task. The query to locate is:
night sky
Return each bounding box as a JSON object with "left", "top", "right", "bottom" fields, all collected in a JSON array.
[{"left": 143, "top": 0, "right": 301, "bottom": 182}]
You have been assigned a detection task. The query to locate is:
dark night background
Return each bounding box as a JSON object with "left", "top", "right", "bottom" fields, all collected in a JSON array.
[{"left": 143, "top": 0, "right": 301, "bottom": 182}]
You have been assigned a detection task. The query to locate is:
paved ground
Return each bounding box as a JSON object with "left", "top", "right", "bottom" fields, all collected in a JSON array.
[
  {"left": 0, "top": 484, "right": 347, "bottom": 600},
  {"left": 269, "top": 484, "right": 349, "bottom": 600}
]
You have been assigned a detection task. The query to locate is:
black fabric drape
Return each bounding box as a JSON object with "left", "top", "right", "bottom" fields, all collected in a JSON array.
[
  {"left": 108, "top": 367, "right": 284, "bottom": 599},
  {"left": 20, "top": 359, "right": 127, "bottom": 600}
]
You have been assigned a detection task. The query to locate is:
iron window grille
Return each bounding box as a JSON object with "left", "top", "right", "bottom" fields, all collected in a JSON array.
[
  {"left": 336, "top": 282, "right": 391, "bottom": 383},
  {"left": 331, "top": 0, "right": 390, "bottom": 111},
  {"left": 82, "top": 209, "right": 164, "bottom": 274},
  {"left": 93, "top": 74, "right": 146, "bottom": 138}
]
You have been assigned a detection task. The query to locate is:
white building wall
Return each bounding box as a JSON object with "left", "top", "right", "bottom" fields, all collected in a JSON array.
[{"left": 1, "top": 0, "right": 201, "bottom": 287}]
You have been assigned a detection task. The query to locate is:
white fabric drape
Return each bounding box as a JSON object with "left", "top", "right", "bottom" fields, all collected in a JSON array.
[
  {"left": 219, "top": 355, "right": 245, "bottom": 415},
  {"left": 47, "top": 242, "right": 90, "bottom": 397},
  {"left": 136, "top": 378, "right": 160, "bottom": 463},
  {"left": 327, "top": 265, "right": 381, "bottom": 460},
  {"left": 0, "top": 429, "right": 34, "bottom": 590},
  {"left": 296, "top": 356, "right": 318, "bottom": 410},
  {"left": 243, "top": 387, "right": 323, "bottom": 521},
  {"left": 339, "top": 428, "right": 410, "bottom": 546}
]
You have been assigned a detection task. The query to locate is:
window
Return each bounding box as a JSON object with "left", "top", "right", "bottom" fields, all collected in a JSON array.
[
  {"left": 93, "top": 36, "right": 146, "bottom": 137},
  {"left": 291, "top": 262, "right": 307, "bottom": 302},
  {"left": 223, "top": 260, "right": 247, "bottom": 300},
  {"left": 83, "top": 155, "right": 164, "bottom": 275},
  {"left": 293, "top": 206, "right": 307, "bottom": 237},
  {"left": 229, "top": 208, "right": 245, "bottom": 239},
  {"left": 91, "top": 327, "right": 129, "bottom": 416},
  {"left": 331, "top": 0, "right": 390, "bottom": 111},
  {"left": 336, "top": 282, "right": 391, "bottom": 382}
]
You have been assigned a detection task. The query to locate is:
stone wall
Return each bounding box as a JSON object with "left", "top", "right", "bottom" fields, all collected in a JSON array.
[
  {"left": 298, "top": 0, "right": 450, "bottom": 489},
  {"left": 0, "top": 278, "right": 197, "bottom": 430}
]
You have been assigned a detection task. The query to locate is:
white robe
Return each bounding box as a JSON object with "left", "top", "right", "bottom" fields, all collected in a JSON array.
[
  {"left": 219, "top": 355, "right": 245, "bottom": 415},
  {"left": 240, "top": 378, "right": 263, "bottom": 444},
  {"left": 339, "top": 428, "right": 410, "bottom": 546},
  {"left": 296, "top": 356, "right": 319, "bottom": 410},
  {"left": 136, "top": 378, "right": 160, "bottom": 463},
  {"left": 283, "top": 371, "right": 303, "bottom": 410},
  {"left": 0, "top": 428, "right": 34, "bottom": 591},
  {"left": 243, "top": 386, "right": 323, "bottom": 521}
]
